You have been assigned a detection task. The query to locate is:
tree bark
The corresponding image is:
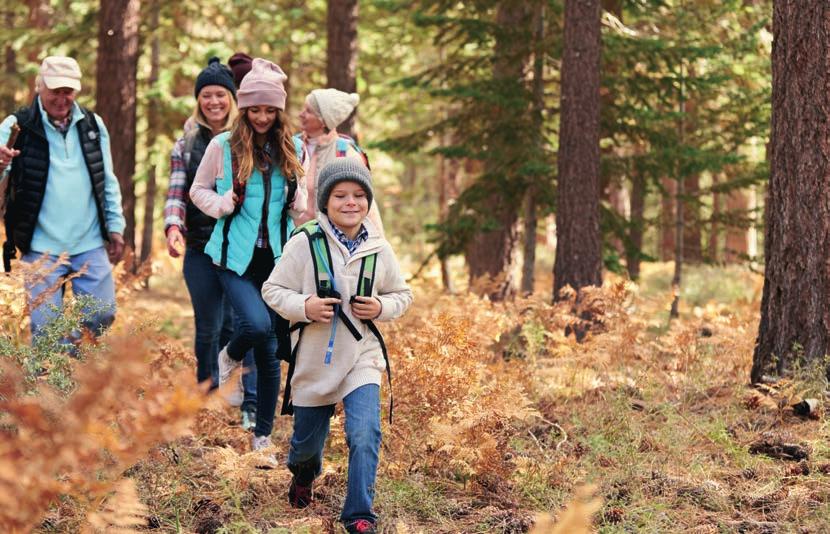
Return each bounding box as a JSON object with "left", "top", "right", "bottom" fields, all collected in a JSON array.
[
  {"left": 326, "top": 0, "right": 358, "bottom": 138},
  {"left": 2, "top": 9, "right": 15, "bottom": 112},
  {"left": 683, "top": 174, "right": 702, "bottom": 263},
  {"left": 708, "top": 173, "right": 721, "bottom": 262},
  {"left": 26, "top": 0, "right": 50, "bottom": 100},
  {"left": 437, "top": 145, "right": 458, "bottom": 294},
  {"left": 669, "top": 61, "right": 687, "bottom": 319},
  {"left": 521, "top": 2, "right": 545, "bottom": 296},
  {"left": 626, "top": 173, "right": 645, "bottom": 280},
  {"left": 725, "top": 188, "right": 749, "bottom": 262},
  {"left": 752, "top": 1, "right": 830, "bottom": 383},
  {"left": 553, "top": 0, "right": 603, "bottom": 301},
  {"left": 464, "top": 2, "right": 534, "bottom": 301},
  {"left": 96, "top": 0, "right": 140, "bottom": 253},
  {"left": 660, "top": 178, "right": 676, "bottom": 261},
  {"left": 139, "top": 5, "right": 160, "bottom": 281},
  {"left": 601, "top": 0, "right": 625, "bottom": 256}
]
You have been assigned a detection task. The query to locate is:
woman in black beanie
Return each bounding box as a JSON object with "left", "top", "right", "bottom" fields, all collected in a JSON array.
[{"left": 163, "top": 57, "right": 258, "bottom": 431}]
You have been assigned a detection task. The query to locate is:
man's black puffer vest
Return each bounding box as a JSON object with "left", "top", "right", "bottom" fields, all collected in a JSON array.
[
  {"left": 183, "top": 125, "right": 217, "bottom": 251},
  {"left": 3, "top": 97, "right": 108, "bottom": 270}
]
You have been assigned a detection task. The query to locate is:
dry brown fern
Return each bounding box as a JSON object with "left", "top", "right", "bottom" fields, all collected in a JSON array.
[{"left": 0, "top": 335, "right": 206, "bottom": 532}]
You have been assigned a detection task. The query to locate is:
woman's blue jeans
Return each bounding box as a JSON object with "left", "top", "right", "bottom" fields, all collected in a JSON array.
[
  {"left": 288, "top": 384, "right": 382, "bottom": 524},
  {"left": 183, "top": 246, "right": 256, "bottom": 410},
  {"left": 216, "top": 247, "right": 281, "bottom": 437}
]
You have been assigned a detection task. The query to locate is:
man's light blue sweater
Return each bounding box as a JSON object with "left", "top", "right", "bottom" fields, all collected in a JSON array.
[{"left": 0, "top": 99, "right": 125, "bottom": 255}]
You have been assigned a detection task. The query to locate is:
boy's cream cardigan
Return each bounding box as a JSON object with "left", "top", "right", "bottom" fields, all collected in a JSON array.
[{"left": 261, "top": 213, "right": 413, "bottom": 407}]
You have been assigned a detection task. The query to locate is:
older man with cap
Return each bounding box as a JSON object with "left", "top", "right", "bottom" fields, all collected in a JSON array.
[
  {"left": 295, "top": 88, "right": 383, "bottom": 233},
  {"left": 0, "top": 56, "right": 126, "bottom": 348}
]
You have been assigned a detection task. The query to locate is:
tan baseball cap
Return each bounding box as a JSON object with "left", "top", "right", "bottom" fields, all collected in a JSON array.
[{"left": 39, "top": 56, "right": 82, "bottom": 91}]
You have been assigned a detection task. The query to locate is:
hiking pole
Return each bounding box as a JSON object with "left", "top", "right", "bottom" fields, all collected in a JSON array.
[
  {"left": 6, "top": 123, "right": 19, "bottom": 148},
  {"left": 2, "top": 123, "right": 20, "bottom": 272}
]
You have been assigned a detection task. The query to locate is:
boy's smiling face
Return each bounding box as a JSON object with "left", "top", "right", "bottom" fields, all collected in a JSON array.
[{"left": 327, "top": 180, "right": 369, "bottom": 237}]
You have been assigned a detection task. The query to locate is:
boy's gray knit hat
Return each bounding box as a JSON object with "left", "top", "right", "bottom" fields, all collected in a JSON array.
[{"left": 317, "top": 159, "right": 373, "bottom": 213}]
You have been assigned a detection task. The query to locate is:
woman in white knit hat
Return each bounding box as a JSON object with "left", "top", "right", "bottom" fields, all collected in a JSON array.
[{"left": 295, "top": 88, "right": 383, "bottom": 233}]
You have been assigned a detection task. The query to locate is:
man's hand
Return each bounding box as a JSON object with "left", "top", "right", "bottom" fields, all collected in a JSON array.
[
  {"left": 351, "top": 296, "right": 382, "bottom": 320},
  {"left": 107, "top": 232, "right": 125, "bottom": 264},
  {"left": 0, "top": 146, "right": 20, "bottom": 172},
  {"left": 166, "top": 227, "right": 185, "bottom": 258},
  {"left": 305, "top": 295, "right": 341, "bottom": 323}
]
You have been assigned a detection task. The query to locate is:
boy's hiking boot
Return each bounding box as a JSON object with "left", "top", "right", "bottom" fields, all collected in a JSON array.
[
  {"left": 217, "top": 345, "right": 243, "bottom": 406},
  {"left": 344, "top": 519, "right": 377, "bottom": 534},
  {"left": 288, "top": 476, "right": 313, "bottom": 508}
]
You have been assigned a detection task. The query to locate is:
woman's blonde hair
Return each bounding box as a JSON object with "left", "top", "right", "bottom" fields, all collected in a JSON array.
[
  {"left": 191, "top": 87, "right": 238, "bottom": 132},
  {"left": 230, "top": 108, "right": 303, "bottom": 184}
]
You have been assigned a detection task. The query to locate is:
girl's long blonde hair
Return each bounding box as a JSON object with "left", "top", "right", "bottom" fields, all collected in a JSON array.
[
  {"left": 191, "top": 87, "right": 238, "bottom": 132},
  {"left": 230, "top": 108, "right": 303, "bottom": 184}
]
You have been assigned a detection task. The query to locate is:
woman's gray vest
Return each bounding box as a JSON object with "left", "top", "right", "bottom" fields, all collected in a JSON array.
[{"left": 3, "top": 97, "right": 108, "bottom": 271}]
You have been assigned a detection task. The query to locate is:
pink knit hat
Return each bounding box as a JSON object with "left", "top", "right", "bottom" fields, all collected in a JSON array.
[{"left": 237, "top": 58, "right": 287, "bottom": 110}]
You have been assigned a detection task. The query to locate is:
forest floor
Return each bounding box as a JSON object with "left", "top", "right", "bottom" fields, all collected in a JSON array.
[{"left": 9, "top": 258, "right": 830, "bottom": 533}]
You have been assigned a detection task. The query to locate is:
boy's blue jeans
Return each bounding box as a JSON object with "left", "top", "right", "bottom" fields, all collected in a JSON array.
[
  {"left": 183, "top": 246, "right": 256, "bottom": 409},
  {"left": 22, "top": 246, "right": 116, "bottom": 344},
  {"left": 288, "top": 384, "right": 382, "bottom": 524}
]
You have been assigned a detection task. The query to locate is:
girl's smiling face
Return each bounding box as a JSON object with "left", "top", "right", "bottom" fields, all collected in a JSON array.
[{"left": 246, "top": 105, "right": 278, "bottom": 134}]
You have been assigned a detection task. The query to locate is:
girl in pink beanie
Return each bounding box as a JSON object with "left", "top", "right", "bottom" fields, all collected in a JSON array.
[{"left": 190, "top": 58, "right": 307, "bottom": 462}]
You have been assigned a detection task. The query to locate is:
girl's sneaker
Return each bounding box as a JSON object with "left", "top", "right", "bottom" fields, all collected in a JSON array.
[
  {"left": 251, "top": 434, "right": 278, "bottom": 469},
  {"left": 218, "top": 346, "right": 243, "bottom": 406},
  {"left": 240, "top": 408, "right": 256, "bottom": 432},
  {"left": 344, "top": 519, "right": 376, "bottom": 534}
]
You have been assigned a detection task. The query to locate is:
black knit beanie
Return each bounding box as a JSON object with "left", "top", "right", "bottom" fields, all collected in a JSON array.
[{"left": 195, "top": 57, "right": 237, "bottom": 100}]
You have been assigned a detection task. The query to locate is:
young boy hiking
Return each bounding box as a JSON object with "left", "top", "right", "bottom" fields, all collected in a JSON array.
[{"left": 261, "top": 159, "right": 412, "bottom": 534}]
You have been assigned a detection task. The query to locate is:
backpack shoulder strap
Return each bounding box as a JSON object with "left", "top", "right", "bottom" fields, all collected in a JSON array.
[
  {"left": 294, "top": 220, "right": 333, "bottom": 294},
  {"left": 356, "top": 253, "right": 378, "bottom": 297},
  {"left": 79, "top": 107, "right": 100, "bottom": 132}
]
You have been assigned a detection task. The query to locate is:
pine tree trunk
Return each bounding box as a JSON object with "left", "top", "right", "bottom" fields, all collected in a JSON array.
[
  {"left": 26, "top": 0, "right": 49, "bottom": 100},
  {"left": 437, "top": 144, "right": 458, "bottom": 294},
  {"left": 553, "top": 0, "right": 603, "bottom": 301},
  {"left": 626, "top": 173, "right": 645, "bottom": 280},
  {"left": 708, "top": 173, "right": 721, "bottom": 262},
  {"left": 725, "top": 188, "right": 749, "bottom": 262},
  {"left": 139, "top": 6, "right": 160, "bottom": 282},
  {"left": 521, "top": 1, "right": 545, "bottom": 296},
  {"left": 752, "top": 1, "right": 830, "bottom": 383},
  {"left": 464, "top": 2, "right": 534, "bottom": 301},
  {"left": 670, "top": 66, "right": 687, "bottom": 319},
  {"left": 96, "top": 0, "right": 140, "bottom": 253},
  {"left": 326, "top": 0, "right": 358, "bottom": 138},
  {"left": 683, "top": 174, "right": 702, "bottom": 263},
  {"left": 660, "top": 178, "right": 676, "bottom": 261},
  {"left": 2, "top": 9, "right": 15, "bottom": 112},
  {"left": 601, "top": 0, "right": 625, "bottom": 256},
  {"left": 521, "top": 191, "right": 538, "bottom": 295}
]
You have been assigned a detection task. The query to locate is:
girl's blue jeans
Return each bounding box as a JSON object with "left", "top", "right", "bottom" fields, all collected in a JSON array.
[{"left": 216, "top": 247, "right": 280, "bottom": 437}]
